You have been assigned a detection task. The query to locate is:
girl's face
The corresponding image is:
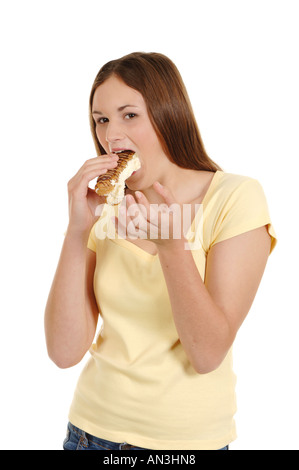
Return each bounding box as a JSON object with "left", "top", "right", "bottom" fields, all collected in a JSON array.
[{"left": 91, "top": 75, "right": 170, "bottom": 191}]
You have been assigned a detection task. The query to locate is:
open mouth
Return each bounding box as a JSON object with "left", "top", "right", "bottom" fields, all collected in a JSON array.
[{"left": 113, "top": 149, "right": 135, "bottom": 154}]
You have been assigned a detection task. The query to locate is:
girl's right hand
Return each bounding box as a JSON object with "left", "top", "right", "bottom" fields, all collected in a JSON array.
[{"left": 67, "top": 153, "right": 119, "bottom": 234}]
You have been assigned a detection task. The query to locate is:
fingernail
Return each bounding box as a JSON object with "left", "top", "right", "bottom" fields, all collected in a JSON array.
[
  {"left": 135, "top": 191, "right": 142, "bottom": 199},
  {"left": 126, "top": 194, "right": 134, "bottom": 203}
]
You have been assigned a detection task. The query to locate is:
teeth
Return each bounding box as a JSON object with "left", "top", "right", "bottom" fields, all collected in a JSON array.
[{"left": 114, "top": 149, "right": 133, "bottom": 154}]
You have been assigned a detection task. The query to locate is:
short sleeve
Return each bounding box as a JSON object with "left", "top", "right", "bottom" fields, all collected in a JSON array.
[
  {"left": 210, "top": 178, "right": 277, "bottom": 254},
  {"left": 86, "top": 203, "right": 116, "bottom": 252}
]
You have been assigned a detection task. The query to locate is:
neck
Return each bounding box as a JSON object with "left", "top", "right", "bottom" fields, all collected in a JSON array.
[{"left": 143, "top": 167, "right": 209, "bottom": 205}]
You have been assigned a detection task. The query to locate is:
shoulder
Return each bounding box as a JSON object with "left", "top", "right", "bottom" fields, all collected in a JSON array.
[
  {"left": 209, "top": 170, "right": 270, "bottom": 216},
  {"left": 207, "top": 170, "right": 267, "bottom": 212},
  {"left": 202, "top": 170, "right": 277, "bottom": 253},
  {"left": 215, "top": 170, "right": 262, "bottom": 194}
]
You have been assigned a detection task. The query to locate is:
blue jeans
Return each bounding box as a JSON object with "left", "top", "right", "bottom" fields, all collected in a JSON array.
[{"left": 63, "top": 422, "right": 229, "bottom": 451}]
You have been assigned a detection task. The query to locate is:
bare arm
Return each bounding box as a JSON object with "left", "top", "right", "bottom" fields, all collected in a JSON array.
[
  {"left": 157, "top": 226, "right": 271, "bottom": 374},
  {"left": 44, "top": 233, "right": 98, "bottom": 368},
  {"left": 124, "top": 183, "right": 272, "bottom": 374},
  {"left": 44, "top": 153, "right": 118, "bottom": 368}
]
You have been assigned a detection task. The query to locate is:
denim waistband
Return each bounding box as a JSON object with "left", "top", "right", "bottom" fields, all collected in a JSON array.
[{"left": 66, "top": 422, "right": 146, "bottom": 450}]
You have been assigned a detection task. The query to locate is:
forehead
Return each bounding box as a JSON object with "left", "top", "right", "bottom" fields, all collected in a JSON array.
[{"left": 92, "top": 75, "right": 144, "bottom": 111}]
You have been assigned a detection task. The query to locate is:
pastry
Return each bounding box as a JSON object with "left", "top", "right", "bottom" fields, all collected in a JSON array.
[{"left": 95, "top": 150, "right": 141, "bottom": 205}]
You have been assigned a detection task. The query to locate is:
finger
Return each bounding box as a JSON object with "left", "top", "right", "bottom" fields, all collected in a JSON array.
[
  {"left": 111, "top": 214, "right": 127, "bottom": 239},
  {"left": 80, "top": 157, "right": 118, "bottom": 180},
  {"left": 134, "top": 191, "right": 151, "bottom": 220},
  {"left": 81, "top": 158, "right": 119, "bottom": 187},
  {"left": 124, "top": 195, "right": 148, "bottom": 239},
  {"left": 118, "top": 202, "right": 139, "bottom": 240},
  {"left": 85, "top": 153, "right": 119, "bottom": 166},
  {"left": 135, "top": 191, "right": 164, "bottom": 236},
  {"left": 123, "top": 199, "right": 138, "bottom": 239},
  {"left": 153, "top": 182, "right": 176, "bottom": 206}
]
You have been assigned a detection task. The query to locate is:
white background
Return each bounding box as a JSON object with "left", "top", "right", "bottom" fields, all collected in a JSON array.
[{"left": 0, "top": 0, "right": 298, "bottom": 450}]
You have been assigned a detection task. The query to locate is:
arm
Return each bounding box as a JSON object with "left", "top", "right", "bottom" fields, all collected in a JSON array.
[
  {"left": 157, "top": 225, "right": 271, "bottom": 374},
  {"left": 44, "top": 153, "right": 119, "bottom": 368},
  {"left": 122, "top": 182, "right": 272, "bottom": 374},
  {"left": 44, "top": 233, "right": 98, "bottom": 369}
]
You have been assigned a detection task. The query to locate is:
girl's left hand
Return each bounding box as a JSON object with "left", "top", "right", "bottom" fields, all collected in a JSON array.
[{"left": 113, "top": 182, "right": 185, "bottom": 246}]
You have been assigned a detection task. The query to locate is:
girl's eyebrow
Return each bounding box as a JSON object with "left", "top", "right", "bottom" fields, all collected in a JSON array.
[{"left": 92, "top": 105, "right": 139, "bottom": 115}]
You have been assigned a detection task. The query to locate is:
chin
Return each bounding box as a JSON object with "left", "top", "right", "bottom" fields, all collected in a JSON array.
[
  {"left": 126, "top": 169, "right": 144, "bottom": 190},
  {"left": 126, "top": 182, "right": 141, "bottom": 192}
]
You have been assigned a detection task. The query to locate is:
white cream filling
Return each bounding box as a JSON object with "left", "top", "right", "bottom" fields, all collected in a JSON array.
[{"left": 106, "top": 154, "right": 141, "bottom": 205}]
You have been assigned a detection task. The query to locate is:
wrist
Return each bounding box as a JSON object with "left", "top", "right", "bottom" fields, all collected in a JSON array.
[
  {"left": 156, "top": 237, "right": 187, "bottom": 255},
  {"left": 65, "top": 224, "right": 91, "bottom": 243}
]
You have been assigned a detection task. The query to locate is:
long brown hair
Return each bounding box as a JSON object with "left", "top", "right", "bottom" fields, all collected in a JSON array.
[{"left": 89, "top": 52, "right": 222, "bottom": 172}]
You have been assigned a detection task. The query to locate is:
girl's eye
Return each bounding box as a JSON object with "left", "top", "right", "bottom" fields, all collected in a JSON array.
[
  {"left": 124, "top": 113, "right": 136, "bottom": 120},
  {"left": 96, "top": 117, "right": 108, "bottom": 124}
]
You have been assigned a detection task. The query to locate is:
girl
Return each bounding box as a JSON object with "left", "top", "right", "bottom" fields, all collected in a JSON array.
[{"left": 45, "top": 52, "right": 277, "bottom": 450}]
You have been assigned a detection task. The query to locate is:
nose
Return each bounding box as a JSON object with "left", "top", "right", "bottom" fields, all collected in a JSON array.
[{"left": 105, "top": 120, "right": 125, "bottom": 145}]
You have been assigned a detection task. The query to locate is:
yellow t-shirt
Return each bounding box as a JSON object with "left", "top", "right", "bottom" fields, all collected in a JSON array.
[{"left": 68, "top": 170, "right": 277, "bottom": 450}]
